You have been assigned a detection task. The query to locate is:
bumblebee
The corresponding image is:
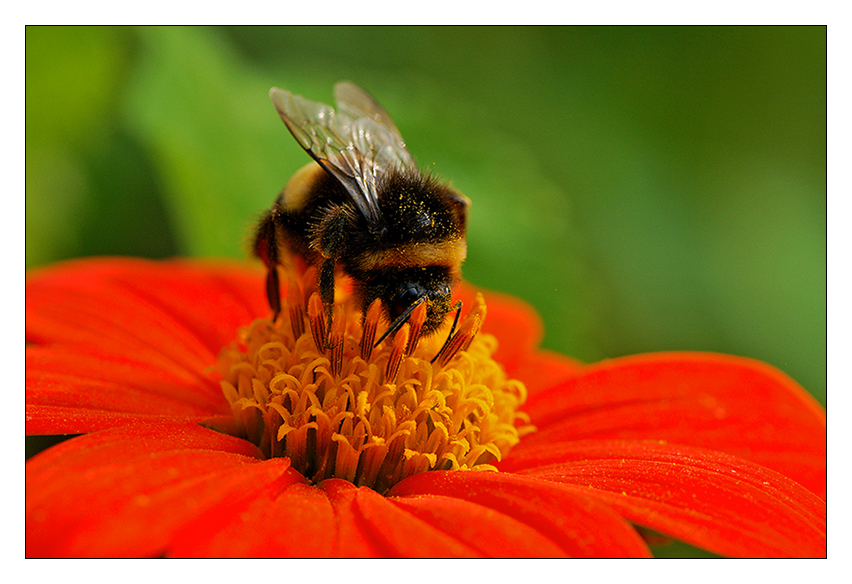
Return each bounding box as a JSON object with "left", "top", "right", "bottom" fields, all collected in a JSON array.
[{"left": 254, "top": 81, "right": 469, "bottom": 345}]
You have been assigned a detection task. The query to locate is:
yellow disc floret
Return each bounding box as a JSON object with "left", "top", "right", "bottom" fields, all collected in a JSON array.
[{"left": 216, "top": 281, "right": 533, "bottom": 493}]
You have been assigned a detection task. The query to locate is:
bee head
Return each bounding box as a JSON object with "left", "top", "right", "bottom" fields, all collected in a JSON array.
[
  {"left": 364, "top": 266, "right": 455, "bottom": 338},
  {"left": 389, "top": 280, "right": 453, "bottom": 336}
]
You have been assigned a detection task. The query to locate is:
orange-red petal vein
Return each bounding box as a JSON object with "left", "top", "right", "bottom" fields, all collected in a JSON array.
[
  {"left": 519, "top": 352, "right": 826, "bottom": 498},
  {"left": 500, "top": 439, "right": 826, "bottom": 558},
  {"left": 388, "top": 470, "right": 651, "bottom": 557},
  {"left": 26, "top": 422, "right": 294, "bottom": 558},
  {"left": 389, "top": 495, "right": 568, "bottom": 557}
]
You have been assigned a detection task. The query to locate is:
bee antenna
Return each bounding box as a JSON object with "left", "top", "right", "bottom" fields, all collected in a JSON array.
[
  {"left": 373, "top": 295, "right": 427, "bottom": 348},
  {"left": 431, "top": 301, "right": 463, "bottom": 364}
]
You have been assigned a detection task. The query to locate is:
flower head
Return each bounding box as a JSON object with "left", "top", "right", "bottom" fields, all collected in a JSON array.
[
  {"left": 215, "top": 280, "right": 530, "bottom": 492},
  {"left": 26, "top": 258, "right": 826, "bottom": 557}
]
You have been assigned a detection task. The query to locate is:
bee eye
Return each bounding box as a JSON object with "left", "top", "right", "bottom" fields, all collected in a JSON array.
[{"left": 392, "top": 283, "right": 425, "bottom": 319}]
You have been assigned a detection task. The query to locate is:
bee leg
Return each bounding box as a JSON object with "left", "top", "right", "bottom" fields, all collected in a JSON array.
[
  {"left": 313, "top": 204, "right": 352, "bottom": 346},
  {"left": 266, "top": 267, "right": 282, "bottom": 321},
  {"left": 253, "top": 209, "right": 283, "bottom": 321}
]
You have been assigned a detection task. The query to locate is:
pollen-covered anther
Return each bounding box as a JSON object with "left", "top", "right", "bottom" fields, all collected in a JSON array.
[
  {"left": 216, "top": 286, "right": 533, "bottom": 493},
  {"left": 287, "top": 277, "right": 305, "bottom": 339},
  {"left": 360, "top": 298, "right": 382, "bottom": 361},
  {"left": 386, "top": 323, "right": 410, "bottom": 382},
  {"left": 328, "top": 305, "right": 346, "bottom": 377},
  {"left": 461, "top": 292, "right": 487, "bottom": 353},
  {"left": 406, "top": 301, "right": 428, "bottom": 355},
  {"left": 307, "top": 292, "right": 327, "bottom": 351},
  {"left": 434, "top": 294, "right": 487, "bottom": 367}
]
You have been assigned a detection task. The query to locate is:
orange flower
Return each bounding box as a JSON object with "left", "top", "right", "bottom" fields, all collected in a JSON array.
[{"left": 26, "top": 258, "right": 826, "bottom": 557}]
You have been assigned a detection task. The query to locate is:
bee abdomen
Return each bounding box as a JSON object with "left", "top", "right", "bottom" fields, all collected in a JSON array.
[{"left": 351, "top": 239, "right": 467, "bottom": 275}]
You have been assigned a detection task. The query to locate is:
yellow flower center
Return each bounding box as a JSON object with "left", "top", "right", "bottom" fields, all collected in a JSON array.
[{"left": 215, "top": 279, "right": 533, "bottom": 493}]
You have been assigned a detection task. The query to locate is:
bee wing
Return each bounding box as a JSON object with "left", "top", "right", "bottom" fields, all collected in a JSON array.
[
  {"left": 333, "top": 81, "right": 404, "bottom": 138},
  {"left": 269, "top": 83, "right": 416, "bottom": 225}
]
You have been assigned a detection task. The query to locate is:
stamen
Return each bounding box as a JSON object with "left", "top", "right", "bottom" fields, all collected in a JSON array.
[
  {"left": 461, "top": 293, "right": 487, "bottom": 353},
  {"left": 307, "top": 292, "right": 327, "bottom": 351},
  {"left": 328, "top": 305, "right": 346, "bottom": 377},
  {"left": 360, "top": 298, "right": 382, "bottom": 361},
  {"left": 431, "top": 301, "right": 463, "bottom": 364},
  {"left": 434, "top": 298, "right": 486, "bottom": 367},
  {"left": 385, "top": 323, "right": 410, "bottom": 382},
  {"left": 287, "top": 277, "right": 305, "bottom": 340},
  {"left": 406, "top": 301, "right": 428, "bottom": 355},
  {"left": 216, "top": 282, "right": 532, "bottom": 494},
  {"left": 300, "top": 265, "right": 319, "bottom": 300}
]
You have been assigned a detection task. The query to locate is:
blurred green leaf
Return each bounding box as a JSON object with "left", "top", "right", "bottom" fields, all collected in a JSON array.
[
  {"left": 26, "top": 26, "right": 129, "bottom": 267},
  {"left": 26, "top": 26, "right": 178, "bottom": 266},
  {"left": 122, "top": 26, "right": 286, "bottom": 257},
  {"left": 26, "top": 26, "right": 127, "bottom": 147}
]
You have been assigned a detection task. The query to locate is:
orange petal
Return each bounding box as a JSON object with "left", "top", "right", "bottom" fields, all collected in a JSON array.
[
  {"left": 26, "top": 258, "right": 267, "bottom": 353},
  {"left": 26, "top": 347, "right": 228, "bottom": 435},
  {"left": 455, "top": 282, "right": 543, "bottom": 370},
  {"left": 518, "top": 352, "right": 826, "bottom": 498},
  {"left": 388, "top": 470, "right": 651, "bottom": 557},
  {"left": 169, "top": 482, "right": 337, "bottom": 557},
  {"left": 26, "top": 422, "right": 299, "bottom": 558},
  {"left": 500, "top": 439, "right": 826, "bottom": 558},
  {"left": 506, "top": 348, "right": 585, "bottom": 397}
]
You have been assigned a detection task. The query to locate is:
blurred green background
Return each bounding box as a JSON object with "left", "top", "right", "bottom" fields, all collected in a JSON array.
[{"left": 26, "top": 26, "right": 826, "bottom": 408}]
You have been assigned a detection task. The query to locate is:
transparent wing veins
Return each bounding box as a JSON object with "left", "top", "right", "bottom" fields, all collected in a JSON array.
[{"left": 269, "top": 82, "right": 416, "bottom": 224}]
